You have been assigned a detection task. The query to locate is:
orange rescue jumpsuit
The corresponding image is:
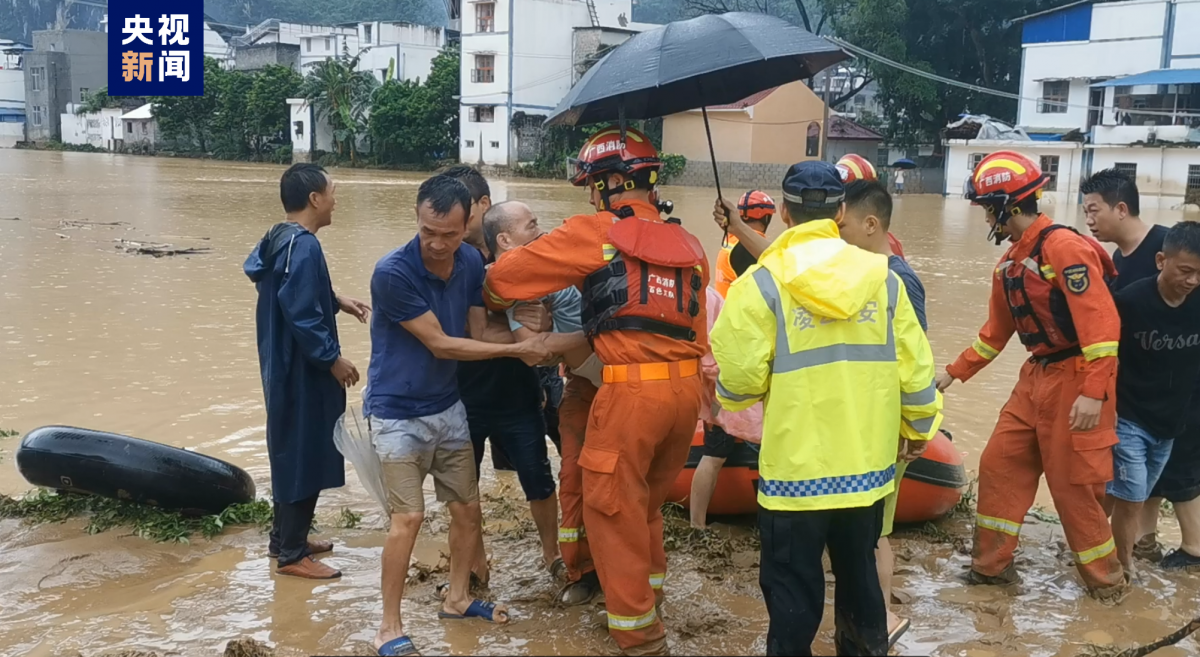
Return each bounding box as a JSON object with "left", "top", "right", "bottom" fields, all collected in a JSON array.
[
  {"left": 486, "top": 199, "right": 707, "bottom": 653},
  {"left": 557, "top": 374, "right": 597, "bottom": 583},
  {"left": 713, "top": 231, "right": 764, "bottom": 298},
  {"left": 947, "top": 214, "right": 1124, "bottom": 592}
]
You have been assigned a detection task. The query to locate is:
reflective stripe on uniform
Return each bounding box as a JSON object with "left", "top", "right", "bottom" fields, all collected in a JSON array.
[
  {"left": 976, "top": 514, "right": 1021, "bottom": 537},
  {"left": 759, "top": 464, "right": 895, "bottom": 499},
  {"left": 649, "top": 573, "right": 665, "bottom": 589},
  {"left": 483, "top": 284, "right": 515, "bottom": 309},
  {"left": 1076, "top": 537, "right": 1116, "bottom": 565},
  {"left": 901, "top": 380, "right": 938, "bottom": 406},
  {"left": 716, "top": 379, "right": 763, "bottom": 403},
  {"left": 1039, "top": 264, "right": 1056, "bottom": 280},
  {"left": 1082, "top": 341, "right": 1118, "bottom": 361},
  {"left": 607, "top": 607, "right": 658, "bottom": 630},
  {"left": 559, "top": 527, "right": 579, "bottom": 543},
  {"left": 903, "top": 415, "right": 937, "bottom": 434},
  {"left": 972, "top": 338, "right": 1000, "bottom": 360},
  {"left": 602, "top": 244, "right": 617, "bottom": 262},
  {"left": 751, "top": 267, "right": 899, "bottom": 375}
]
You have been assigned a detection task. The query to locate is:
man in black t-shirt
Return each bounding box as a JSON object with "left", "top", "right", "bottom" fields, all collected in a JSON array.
[
  {"left": 443, "top": 166, "right": 563, "bottom": 585},
  {"left": 1109, "top": 222, "right": 1200, "bottom": 574},
  {"left": 1082, "top": 168, "right": 1169, "bottom": 291}
]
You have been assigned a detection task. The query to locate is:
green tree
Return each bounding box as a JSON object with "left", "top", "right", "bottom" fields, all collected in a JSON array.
[
  {"left": 301, "top": 46, "right": 378, "bottom": 164},
  {"left": 75, "top": 87, "right": 149, "bottom": 115},
  {"left": 367, "top": 47, "right": 459, "bottom": 165},
  {"left": 153, "top": 57, "right": 224, "bottom": 152},
  {"left": 247, "top": 65, "right": 303, "bottom": 156},
  {"left": 213, "top": 69, "right": 255, "bottom": 157}
]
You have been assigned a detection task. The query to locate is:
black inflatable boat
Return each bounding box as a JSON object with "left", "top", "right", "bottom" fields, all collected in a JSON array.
[{"left": 15, "top": 426, "right": 256, "bottom": 515}]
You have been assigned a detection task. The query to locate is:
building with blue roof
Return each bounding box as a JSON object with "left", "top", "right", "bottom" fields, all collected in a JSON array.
[{"left": 944, "top": 0, "right": 1200, "bottom": 209}]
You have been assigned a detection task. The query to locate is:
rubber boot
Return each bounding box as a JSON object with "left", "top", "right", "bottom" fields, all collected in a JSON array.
[
  {"left": 622, "top": 636, "right": 669, "bottom": 657},
  {"left": 1090, "top": 572, "right": 1131, "bottom": 606},
  {"left": 966, "top": 563, "right": 1020, "bottom": 586}
]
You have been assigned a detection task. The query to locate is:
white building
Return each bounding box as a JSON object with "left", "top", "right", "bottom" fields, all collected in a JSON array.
[
  {"left": 235, "top": 19, "right": 447, "bottom": 83},
  {"left": 60, "top": 101, "right": 124, "bottom": 150},
  {"left": 458, "top": 0, "right": 653, "bottom": 166},
  {"left": 944, "top": 0, "right": 1200, "bottom": 208}
]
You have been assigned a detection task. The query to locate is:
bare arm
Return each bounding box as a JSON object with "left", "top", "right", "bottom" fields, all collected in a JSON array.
[
  {"left": 475, "top": 308, "right": 516, "bottom": 344},
  {"left": 402, "top": 310, "right": 547, "bottom": 364}
]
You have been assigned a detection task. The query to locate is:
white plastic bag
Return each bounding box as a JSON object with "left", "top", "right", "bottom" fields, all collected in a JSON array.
[{"left": 333, "top": 405, "right": 389, "bottom": 513}]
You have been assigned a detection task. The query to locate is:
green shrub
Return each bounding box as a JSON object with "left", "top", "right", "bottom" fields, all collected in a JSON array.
[{"left": 659, "top": 153, "right": 686, "bottom": 183}]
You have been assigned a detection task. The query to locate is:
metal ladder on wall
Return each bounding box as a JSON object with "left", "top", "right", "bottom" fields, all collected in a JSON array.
[{"left": 585, "top": 0, "right": 600, "bottom": 27}]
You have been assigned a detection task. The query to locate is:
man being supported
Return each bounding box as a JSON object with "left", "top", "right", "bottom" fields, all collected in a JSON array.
[
  {"left": 485, "top": 126, "right": 708, "bottom": 656},
  {"left": 936, "top": 151, "right": 1128, "bottom": 600}
]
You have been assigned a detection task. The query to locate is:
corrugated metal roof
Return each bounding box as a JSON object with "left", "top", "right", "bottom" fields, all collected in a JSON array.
[
  {"left": 827, "top": 115, "right": 884, "bottom": 141},
  {"left": 1093, "top": 69, "right": 1200, "bottom": 87}
]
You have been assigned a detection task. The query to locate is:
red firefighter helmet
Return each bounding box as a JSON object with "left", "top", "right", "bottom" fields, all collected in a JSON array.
[
  {"left": 568, "top": 126, "right": 662, "bottom": 188},
  {"left": 737, "top": 190, "right": 776, "bottom": 222},
  {"left": 836, "top": 154, "right": 878, "bottom": 183},
  {"left": 967, "top": 151, "right": 1050, "bottom": 244}
]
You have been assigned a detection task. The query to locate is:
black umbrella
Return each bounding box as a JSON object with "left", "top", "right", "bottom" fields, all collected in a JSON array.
[{"left": 546, "top": 12, "right": 849, "bottom": 199}]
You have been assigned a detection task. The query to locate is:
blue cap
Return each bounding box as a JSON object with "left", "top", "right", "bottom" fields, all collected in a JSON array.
[{"left": 781, "top": 161, "right": 845, "bottom": 209}]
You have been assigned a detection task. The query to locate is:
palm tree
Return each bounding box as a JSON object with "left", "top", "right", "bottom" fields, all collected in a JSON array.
[{"left": 300, "top": 44, "right": 379, "bottom": 165}]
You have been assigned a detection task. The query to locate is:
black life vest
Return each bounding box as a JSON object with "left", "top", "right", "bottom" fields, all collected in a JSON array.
[{"left": 581, "top": 208, "right": 706, "bottom": 342}]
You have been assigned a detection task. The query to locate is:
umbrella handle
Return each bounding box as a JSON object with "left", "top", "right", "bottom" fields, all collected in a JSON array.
[{"left": 701, "top": 106, "right": 730, "bottom": 242}]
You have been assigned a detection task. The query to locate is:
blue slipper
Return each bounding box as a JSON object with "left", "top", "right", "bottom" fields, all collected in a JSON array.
[
  {"left": 438, "top": 598, "right": 509, "bottom": 623},
  {"left": 377, "top": 635, "right": 420, "bottom": 656}
]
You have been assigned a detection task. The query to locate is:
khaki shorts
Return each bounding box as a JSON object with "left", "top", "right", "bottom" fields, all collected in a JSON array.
[
  {"left": 881, "top": 459, "right": 909, "bottom": 537},
  {"left": 369, "top": 401, "right": 479, "bottom": 514}
]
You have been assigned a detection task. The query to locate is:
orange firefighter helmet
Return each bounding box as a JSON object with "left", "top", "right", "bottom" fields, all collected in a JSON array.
[
  {"left": 737, "top": 190, "right": 776, "bottom": 222},
  {"left": 966, "top": 151, "right": 1051, "bottom": 244},
  {"left": 836, "top": 154, "right": 878, "bottom": 183},
  {"left": 568, "top": 126, "right": 662, "bottom": 188}
]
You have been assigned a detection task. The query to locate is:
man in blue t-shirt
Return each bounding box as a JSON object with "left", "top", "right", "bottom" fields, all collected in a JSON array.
[
  {"left": 839, "top": 179, "right": 928, "bottom": 648},
  {"left": 1083, "top": 169, "right": 1200, "bottom": 572},
  {"left": 365, "top": 175, "right": 550, "bottom": 657}
]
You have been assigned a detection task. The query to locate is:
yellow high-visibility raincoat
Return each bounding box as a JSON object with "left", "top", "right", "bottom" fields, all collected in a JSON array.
[{"left": 711, "top": 219, "right": 942, "bottom": 512}]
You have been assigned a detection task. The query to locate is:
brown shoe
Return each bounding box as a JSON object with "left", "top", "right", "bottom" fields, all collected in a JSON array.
[
  {"left": 277, "top": 556, "right": 342, "bottom": 579},
  {"left": 966, "top": 564, "right": 1020, "bottom": 586},
  {"left": 269, "top": 539, "right": 334, "bottom": 559}
]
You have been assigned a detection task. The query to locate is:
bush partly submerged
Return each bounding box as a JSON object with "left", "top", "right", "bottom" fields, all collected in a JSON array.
[{"left": 0, "top": 489, "right": 273, "bottom": 543}]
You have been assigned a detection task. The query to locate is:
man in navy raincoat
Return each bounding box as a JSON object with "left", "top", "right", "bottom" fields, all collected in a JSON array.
[{"left": 245, "top": 163, "right": 370, "bottom": 579}]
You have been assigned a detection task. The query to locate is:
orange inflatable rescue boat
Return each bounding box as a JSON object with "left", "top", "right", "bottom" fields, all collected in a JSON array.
[{"left": 668, "top": 425, "right": 967, "bottom": 522}]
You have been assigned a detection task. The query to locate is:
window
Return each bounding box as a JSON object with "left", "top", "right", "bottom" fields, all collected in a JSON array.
[
  {"left": 1114, "top": 163, "right": 1138, "bottom": 180},
  {"left": 305, "top": 38, "right": 311, "bottom": 52},
  {"left": 1040, "top": 81, "right": 1069, "bottom": 114},
  {"left": 490, "top": 141, "right": 500, "bottom": 148},
  {"left": 470, "top": 105, "right": 495, "bottom": 123},
  {"left": 854, "top": 95, "right": 866, "bottom": 107},
  {"left": 126, "top": 121, "right": 132, "bottom": 132},
  {"left": 30, "top": 66, "right": 44, "bottom": 91},
  {"left": 970, "top": 153, "right": 985, "bottom": 172},
  {"left": 805, "top": 122, "right": 820, "bottom": 157},
  {"left": 877, "top": 147, "right": 890, "bottom": 166},
  {"left": 476, "top": 2, "right": 495, "bottom": 33},
  {"left": 363, "top": 24, "right": 373, "bottom": 44},
  {"left": 31, "top": 105, "right": 43, "bottom": 126},
  {"left": 379, "top": 69, "right": 388, "bottom": 80},
  {"left": 465, "top": 139, "right": 475, "bottom": 148},
  {"left": 79, "top": 88, "right": 89, "bottom": 102},
  {"left": 1186, "top": 165, "right": 1200, "bottom": 204},
  {"left": 325, "top": 37, "right": 332, "bottom": 51},
  {"left": 472, "top": 55, "right": 495, "bottom": 83},
  {"left": 1040, "top": 155, "right": 1060, "bottom": 192}
]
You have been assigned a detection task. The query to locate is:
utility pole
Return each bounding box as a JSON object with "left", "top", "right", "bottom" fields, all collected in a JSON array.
[{"left": 820, "top": 73, "right": 832, "bottom": 161}]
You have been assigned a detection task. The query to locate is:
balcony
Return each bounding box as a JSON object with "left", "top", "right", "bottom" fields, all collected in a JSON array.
[{"left": 1092, "top": 124, "right": 1200, "bottom": 146}]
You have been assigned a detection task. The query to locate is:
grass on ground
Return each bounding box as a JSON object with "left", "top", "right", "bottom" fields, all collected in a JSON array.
[{"left": 0, "top": 488, "right": 273, "bottom": 543}]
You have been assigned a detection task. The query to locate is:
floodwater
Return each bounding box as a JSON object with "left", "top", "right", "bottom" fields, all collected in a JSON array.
[{"left": 1, "top": 149, "right": 1199, "bottom": 657}]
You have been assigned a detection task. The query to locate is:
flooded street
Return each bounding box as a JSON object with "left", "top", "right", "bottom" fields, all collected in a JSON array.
[{"left": 2, "top": 148, "right": 1200, "bottom": 656}]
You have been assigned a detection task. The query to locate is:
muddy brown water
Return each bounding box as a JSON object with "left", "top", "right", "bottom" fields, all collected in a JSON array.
[{"left": 2, "top": 149, "right": 1200, "bottom": 657}]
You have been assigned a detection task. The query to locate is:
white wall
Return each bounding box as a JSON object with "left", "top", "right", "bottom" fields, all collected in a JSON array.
[
  {"left": 1170, "top": 1, "right": 1200, "bottom": 59},
  {"left": 203, "top": 23, "right": 229, "bottom": 63},
  {"left": 0, "top": 122, "right": 22, "bottom": 147},
  {"left": 60, "top": 104, "right": 124, "bottom": 150},
  {"left": 1091, "top": 0, "right": 1166, "bottom": 41},
  {"left": 0, "top": 69, "right": 24, "bottom": 111},
  {"left": 944, "top": 141, "right": 1085, "bottom": 203},
  {"left": 459, "top": 104, "right": 510, "bottom": 165},
  {"left": 1018, "top": 41, "right": 1163, "bottom": 128},
  {"left": 1091, "top": 146, "right": 1200, "bottom": 205}
]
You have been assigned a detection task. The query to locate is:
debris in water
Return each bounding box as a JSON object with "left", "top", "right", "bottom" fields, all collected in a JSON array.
[
  {"left": 336, "top": 507, "right": 362, "bottom": 529},
  {"left": 0, "top": 216, "right": 17, "bottom": 221},
  {"left": 223, "top": 638, "right": 277, "bottom": 657},
  {"left": 59, "top": 219, "right": 129, "bottom": 230},
  {"left": 114, "top": 238, "right": 212, "bottom": 258},
  {"left": 56, "top": 233, "right": 69, "bottom": 239}
]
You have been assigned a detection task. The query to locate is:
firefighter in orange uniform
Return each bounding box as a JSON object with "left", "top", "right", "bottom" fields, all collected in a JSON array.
[
  {"left": 485, "top": 126, "right": 708, "bottom": 655},
  {"left": 936, "top": 151, "right": 1128, "bottom": 600},
  {"left": 714, "top": 190, "right": 773, "bottom": 298}
]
